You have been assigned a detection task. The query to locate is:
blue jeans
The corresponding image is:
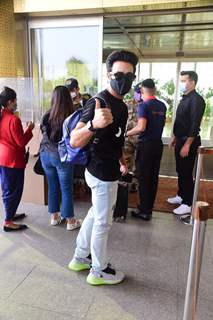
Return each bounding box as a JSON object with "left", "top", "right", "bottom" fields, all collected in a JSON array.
[
  {"left": 40, "top": 151, "right": 74, "bottom": 218},
  {"left": 0, "top": 166, "right": 24, "bottom": 222},
  {"left": 74, "top": 169, "right": 118, "bottom": 272}
]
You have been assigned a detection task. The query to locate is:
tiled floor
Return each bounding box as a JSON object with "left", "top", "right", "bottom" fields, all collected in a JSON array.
[{"left": 0, "top": 201, "right": 213, "bottom": 320}]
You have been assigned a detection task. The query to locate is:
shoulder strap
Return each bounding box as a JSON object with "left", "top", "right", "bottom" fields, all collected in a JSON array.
[
  {"left": 82, "top": 91, "right": 111, "bottom": 111},
  {"left": 94, "top": 91, "right": 111, "bottom": 109}
]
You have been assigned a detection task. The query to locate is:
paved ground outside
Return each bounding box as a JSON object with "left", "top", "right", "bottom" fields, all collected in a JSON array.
[{"left": 0, "top": 201, "right": 213, "bottom": 320}]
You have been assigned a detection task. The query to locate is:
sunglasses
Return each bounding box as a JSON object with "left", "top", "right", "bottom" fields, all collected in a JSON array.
[{"left": 109, "top": 72, "right": 136, "bottom": 81}]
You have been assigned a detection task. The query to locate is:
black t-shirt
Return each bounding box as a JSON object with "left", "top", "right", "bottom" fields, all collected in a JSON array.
[
  {"left": 80, "top": 89, "right": 128, "bottom": 181},
  {"left": 173, "top": 90, "right": 205, "bottom": 138}
]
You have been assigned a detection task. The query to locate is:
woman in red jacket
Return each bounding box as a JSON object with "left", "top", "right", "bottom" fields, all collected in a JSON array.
[{"left": 0, "top": 87, "right": 34, "bottom": 231}]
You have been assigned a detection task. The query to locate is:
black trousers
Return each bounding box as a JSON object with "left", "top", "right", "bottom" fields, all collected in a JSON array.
[
  {"left": 136, "top": 140, "right": 163, "bottom": 214},
  {"left": 175, "top": 136, "right": 200, "bottom": 206}
]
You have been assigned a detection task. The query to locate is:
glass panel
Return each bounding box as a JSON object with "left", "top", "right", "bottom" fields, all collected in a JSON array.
[
  {"left": 104, "top": 30, "right": 180, "bottom": 53},
  {"left": 0, "top": 77, "right": 38, "bottom": 123},
  {"left": 140, "top": 14, "right": 182, "bottom": 25},
  {"left": 104, "top": 14, "right": 213, "bottom": 60},
  {"left": 142, "top": 32, "right": 180, "bottom": 51},
  {"left": 15, "top": 21, "right": 28, "bottom": 77},
  {"left": 151, "top": 62, "right": 177, "bottom": 138},
  {"left": 181, "top": 62, "right": 195, "bottom": 71},
  {"left": 196, "top": 62, "right": 213, "bottom": 140},
  {"left": 186, "top": 12, "right": 213, "bottom": 23},
  {"left": 31, "top": 25, "right": 100, "bottom": 118},
  {"left": 184, "top": 30, "right": 213, "bottom": 50},
  {"left": 179, "top": 62, "right": 213, "bottom": 140},
  {"left": 138, "top": 63, "right": 150, "bottom": 81}
]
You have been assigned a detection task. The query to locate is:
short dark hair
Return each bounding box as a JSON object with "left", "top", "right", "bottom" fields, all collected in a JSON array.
[
  {"left": 180, "top": 71, "right": 198, "bottom": 84},
  {"left": 65, "top": 77, "right": 79, "bottom": 90},
  {"left": 141, "top": 78, "right": 155, "bottom": 89},
  {"left": 0, "top": 86, "right": 16, "bottom": 107},
  {"left": 106, "top": 50, "right": 138, "bottom": 73}
]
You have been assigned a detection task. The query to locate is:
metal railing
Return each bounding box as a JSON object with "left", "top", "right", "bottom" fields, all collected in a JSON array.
[{"left": 183, "top": 146, "right": 213, "bottom": 320}]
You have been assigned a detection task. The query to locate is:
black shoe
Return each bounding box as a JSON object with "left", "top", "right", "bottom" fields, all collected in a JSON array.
[
  {"left": 87, "top": 254, "right": 92, "bottom": 260},
  {"left": 131, "top": 210, "right": 152, "bottom": 221},
  {"left": 102, "top": 265, "right": 116, "bottom": 275},
  {"left": 180, "top": 215, "right": 192, "bottom": 225},
  {"left": 12, "top": 213, "right": 26, "bottom": 221},
  {"left": 3, "top": 224, "right": 28, "bottom": 232}
]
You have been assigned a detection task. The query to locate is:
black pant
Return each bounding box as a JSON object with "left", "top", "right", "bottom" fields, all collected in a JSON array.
[
  {"left": 175, "top": 136, "right": 200, "bottom": 206},
  {"left": 136, "top": 140, "right": 163, "bottom": 214}
]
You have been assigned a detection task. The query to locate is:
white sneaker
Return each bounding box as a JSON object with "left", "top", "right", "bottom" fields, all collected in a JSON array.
[
  {"left": 50, "top": 216, "right": 61, "bottom": 226},
  {"left": 173, "top": 204, "right": 191, "bottom": 215},
  {"left": 167, "top": 195, "right": 182, "bottom": 205},
  {"left": 87, "top": 265, "right": 125, "bottom": 286},
  {"left": 67, "top": 219, "right": 82, "bottom": 231}
]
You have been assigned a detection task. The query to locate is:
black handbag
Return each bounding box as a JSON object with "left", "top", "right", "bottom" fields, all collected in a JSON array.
[
  {"left": 24, "top": 147, "right": 30, "bottom": 164},
  {"left": 33, "top": 155, "right": 45, "bottom": 175}
]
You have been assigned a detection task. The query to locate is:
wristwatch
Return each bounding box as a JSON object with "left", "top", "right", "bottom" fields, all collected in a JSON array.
[{"left": 86, "top": 120, "right": 96, "bottom": 132}]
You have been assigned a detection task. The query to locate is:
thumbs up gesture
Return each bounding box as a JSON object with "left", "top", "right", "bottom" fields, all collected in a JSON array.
[{"left": 92, "top": 98, "right": 113, "bottom": 129}]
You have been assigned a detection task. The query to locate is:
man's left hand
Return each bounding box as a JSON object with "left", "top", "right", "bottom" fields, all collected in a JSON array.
[{"left": 180, "top": 144, "right": 190, "bottom": 158}]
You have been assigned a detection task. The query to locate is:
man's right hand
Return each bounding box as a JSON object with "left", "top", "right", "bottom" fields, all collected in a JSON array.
[
  {"left": 169, "top": 136, "right": 176, "bottom": 149},
  {"left": 92, "top": 98, "right": 113, "bottom": 129}
]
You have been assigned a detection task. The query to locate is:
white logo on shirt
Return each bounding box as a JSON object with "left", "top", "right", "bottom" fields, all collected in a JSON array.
[{"left": 115, "top": 127, "right": 122, "bottom": 137}]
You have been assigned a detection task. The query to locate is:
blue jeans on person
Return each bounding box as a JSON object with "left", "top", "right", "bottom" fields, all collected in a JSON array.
[
  {"left": 40, "top": 151, "right": 74, "bottom": 219},
  {"left": 74, "top": 169, "right": 118, "bottom": 272},
  {"left": 0, "top": 166, "right": 24, "bottom": 222}
]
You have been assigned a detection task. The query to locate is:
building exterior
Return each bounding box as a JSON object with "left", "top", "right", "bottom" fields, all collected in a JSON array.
[
  {"left": 1, "top": 0, "right": 212, "bottom": 146},
  {"left": 0, "top": 0, "right": 213, "bottom": 153}
]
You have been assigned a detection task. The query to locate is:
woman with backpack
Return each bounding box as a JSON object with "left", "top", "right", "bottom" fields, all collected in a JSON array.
[
  {"left": 0, "top": 87, "right": 34, "bottom": 232},
  {"left": 40, "top": 85, "right": 81, "bottom": 230}
]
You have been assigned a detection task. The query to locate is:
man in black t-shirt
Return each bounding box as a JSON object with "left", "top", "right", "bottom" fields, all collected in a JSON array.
[
  {"left": 167, "top": 71, "right": 205, "bottom": 217},
  {"left": 68, "top": 50, "right": 138, "bottom": 286}
]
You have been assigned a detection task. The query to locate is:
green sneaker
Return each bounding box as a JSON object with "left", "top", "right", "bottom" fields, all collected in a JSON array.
[
  {"left": 87, "top": 266, "right": 125, "bottom": 286},
  {"left": 68, "top": 257, "right": 91, "bottom": 272}
]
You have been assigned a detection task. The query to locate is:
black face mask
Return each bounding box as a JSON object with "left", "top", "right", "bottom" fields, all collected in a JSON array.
[{"left": 110, "top": 77, "right": 133, "bottom": 96}]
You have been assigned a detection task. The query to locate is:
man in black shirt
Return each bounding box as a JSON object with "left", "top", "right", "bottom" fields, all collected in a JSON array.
[
  {"left": 167, "top": 71, "right": 205, "bottom": 216},
  {"left": 68, "top": 50, "right": 138, "bottom": 285}
]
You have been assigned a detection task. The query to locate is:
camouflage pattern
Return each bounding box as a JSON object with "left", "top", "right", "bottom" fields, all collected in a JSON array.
[
  {"left": 123, "top": 99, "right": 139, "bottom": 192},
  {"left": 124, "top": 100, "right": 138, "bottom": 172}
]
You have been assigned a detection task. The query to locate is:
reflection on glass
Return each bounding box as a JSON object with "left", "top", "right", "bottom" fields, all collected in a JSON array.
[
  {"left": 181, "top": 62, "right": 195, "bottom": 71},
  {"left": 186, "top": 12, "right": 213, "bottom": 23},
  {"left": 151, "top": 63, "right": 177, "bottom": 138},
  {"left": 138, "top": 63, "right": 150, "bottom": 81},
  {"left": 196, "top": 62, "right": 213, "bottom": 140},
  {"left": 31, "top": 26, "right": 99, "bottom": 117},
  {"left": 184, "top": 30, "right": 213, "bottom": 49}
]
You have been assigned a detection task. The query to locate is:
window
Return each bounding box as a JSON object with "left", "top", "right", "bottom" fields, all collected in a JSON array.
[
  {"left": 30, "top": 17, "right": 102, "bottom": 122},
  {"left": 151, "top": 63, "right": 177, "bottom": 138}
]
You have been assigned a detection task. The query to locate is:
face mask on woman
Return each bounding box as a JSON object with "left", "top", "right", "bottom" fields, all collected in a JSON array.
[
  {"left": 70, "top": 92, "right": 77, "bottom": 99},
  {"left": 11, "top": 103, "right": 17, "bottom": 112}
]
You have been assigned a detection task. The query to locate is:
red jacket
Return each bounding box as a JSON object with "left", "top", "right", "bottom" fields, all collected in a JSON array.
[{"left": 0, "top": 109, "right": 33, "bottom": 169}]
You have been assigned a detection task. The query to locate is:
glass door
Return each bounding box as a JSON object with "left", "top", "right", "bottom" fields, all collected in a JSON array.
[{"left": 29, "top": 17, "right": 103, "bottom": 121}]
